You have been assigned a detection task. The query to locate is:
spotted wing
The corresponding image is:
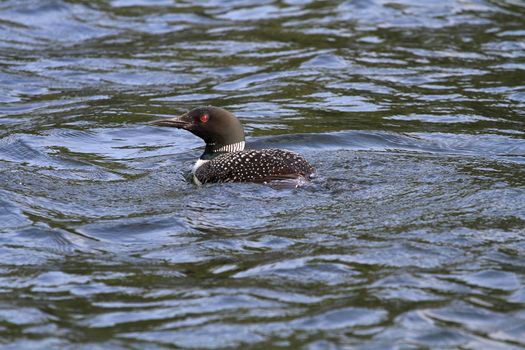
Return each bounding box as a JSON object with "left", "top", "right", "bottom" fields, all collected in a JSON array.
[{"left": 194, "top": 149, "right": 314, "bottom": 183}]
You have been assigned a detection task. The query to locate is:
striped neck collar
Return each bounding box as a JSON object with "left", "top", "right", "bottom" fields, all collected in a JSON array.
[
  {"left": 202, "top": 141, "right": 245, "bottom": 159},
  {"left": 215, "top": 141, "right": 245, "bottom": 153}
]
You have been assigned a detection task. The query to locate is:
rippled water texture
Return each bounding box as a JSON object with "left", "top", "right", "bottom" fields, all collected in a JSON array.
[{"left": 1, "top": 0, "right": 524, "bottom": 348}]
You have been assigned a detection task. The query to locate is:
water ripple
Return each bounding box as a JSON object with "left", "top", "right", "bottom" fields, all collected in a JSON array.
[{"left": 0, "top": 0, "right": 524, "bottom": 348}]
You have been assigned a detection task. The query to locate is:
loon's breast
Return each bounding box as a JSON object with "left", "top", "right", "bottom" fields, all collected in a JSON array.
[{"left": 193, "top": 149, "right": 314, "bottom": 184}]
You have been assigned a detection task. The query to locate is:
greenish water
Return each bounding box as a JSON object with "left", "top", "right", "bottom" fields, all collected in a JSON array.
[{"left": 0, "top": 0, "right": 524, "bottom": 349}]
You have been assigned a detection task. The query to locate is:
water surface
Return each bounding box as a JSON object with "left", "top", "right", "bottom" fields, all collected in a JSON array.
[{"left": 0, "top": 0, "right": 524, "bottom": 349}]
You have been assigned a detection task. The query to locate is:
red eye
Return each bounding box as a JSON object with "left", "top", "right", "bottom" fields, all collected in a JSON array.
[{"left": 200, "top": 114, "right": 209, "bottom": 123}]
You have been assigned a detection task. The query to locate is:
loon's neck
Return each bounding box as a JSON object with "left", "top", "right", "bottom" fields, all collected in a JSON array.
[{"left": 201, "top": 141, "right": 245, "bottom": 160}]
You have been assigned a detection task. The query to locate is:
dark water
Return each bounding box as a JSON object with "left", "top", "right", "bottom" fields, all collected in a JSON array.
[{"left": 1, "top": 0, "right": 525, "bottom": 348}]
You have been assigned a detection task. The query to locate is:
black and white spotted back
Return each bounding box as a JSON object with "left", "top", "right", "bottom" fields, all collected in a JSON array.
[{"left": 194, "top": 149, "right": 315, "bottom": 183}]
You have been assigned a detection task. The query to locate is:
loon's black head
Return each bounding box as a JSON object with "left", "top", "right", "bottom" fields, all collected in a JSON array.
[{"left": 151, "top": 106, "right": 245, "bottom": 153}]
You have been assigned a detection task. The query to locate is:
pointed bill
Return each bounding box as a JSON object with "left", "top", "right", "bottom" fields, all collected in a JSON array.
[{"left": 150, "top": 113, "right": 190, "bottom": 129}]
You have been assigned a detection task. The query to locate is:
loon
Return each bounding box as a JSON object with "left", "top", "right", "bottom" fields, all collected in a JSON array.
[{"left": 151, "top": 106, "right": 315, "bottom": 185}]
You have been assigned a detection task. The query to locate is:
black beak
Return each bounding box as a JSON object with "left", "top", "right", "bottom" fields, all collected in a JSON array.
[{"left": 150, "top": 113, "right": 191, "bottom": 129}]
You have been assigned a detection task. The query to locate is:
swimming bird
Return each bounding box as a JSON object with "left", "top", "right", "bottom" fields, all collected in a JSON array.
[{"left": 151, "top": 106, "right": 315, "bottom": 185}]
